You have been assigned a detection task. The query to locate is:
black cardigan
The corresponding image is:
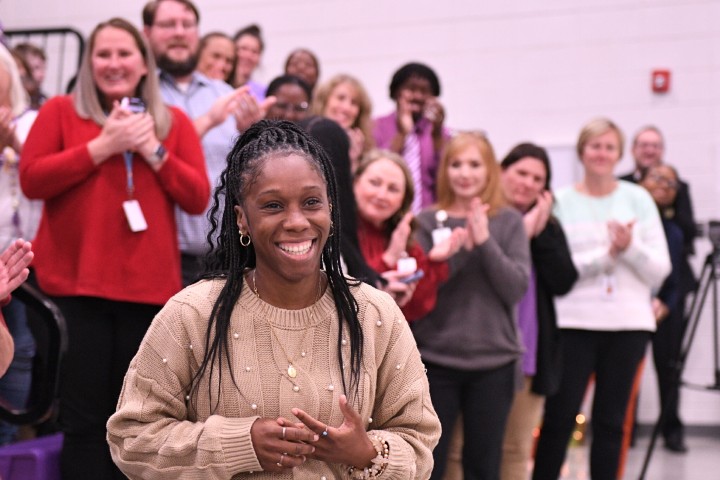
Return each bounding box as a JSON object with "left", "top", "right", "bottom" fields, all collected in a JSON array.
[{"left": 530, "top": 218, "right": 578, "bottom": 396}]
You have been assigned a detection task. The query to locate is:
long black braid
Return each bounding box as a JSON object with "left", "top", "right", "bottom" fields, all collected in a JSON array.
[{"left": 189, "top": 120, "right": 363, "bottom": 412}]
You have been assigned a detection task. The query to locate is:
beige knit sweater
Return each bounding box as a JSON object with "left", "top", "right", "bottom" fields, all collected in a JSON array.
[{"left": 107, "top": 278, "right": 440, "bottom": 479}]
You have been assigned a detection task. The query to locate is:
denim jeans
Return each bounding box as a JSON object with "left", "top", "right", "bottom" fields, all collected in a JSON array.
[{"left": 0, "top": 297, "right": 36, "bottom": 444}]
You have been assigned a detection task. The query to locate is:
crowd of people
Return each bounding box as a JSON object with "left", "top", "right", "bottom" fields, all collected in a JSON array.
[{"left": 0, "top": 0, "right": 699, "bottom": 479}]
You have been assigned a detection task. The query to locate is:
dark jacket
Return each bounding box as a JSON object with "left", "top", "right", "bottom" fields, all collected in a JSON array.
[
  {"left": 531, "top": 218, "right": 578, "bottom": 396},
  {"left": 620, "top": 171, "right": 697, "bottom": 295}
]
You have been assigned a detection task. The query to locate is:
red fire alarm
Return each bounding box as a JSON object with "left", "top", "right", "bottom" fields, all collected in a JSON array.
[{"left": 652, "top": 69, "right": 671, "bottom": 93}]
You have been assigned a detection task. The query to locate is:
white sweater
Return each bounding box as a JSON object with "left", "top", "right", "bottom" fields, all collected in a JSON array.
[{"left": 553, "top": 181, "right": 671, "bottom": 332}]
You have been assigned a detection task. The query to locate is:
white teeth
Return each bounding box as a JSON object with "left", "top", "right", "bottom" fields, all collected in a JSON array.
[{"left": 279, "top": 241, "right": 312, "bottom": 255}]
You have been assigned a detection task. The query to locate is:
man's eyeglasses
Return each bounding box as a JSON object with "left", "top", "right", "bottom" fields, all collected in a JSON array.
[{"left": 153, "top": 20, "right": 198, "bottom": 31}]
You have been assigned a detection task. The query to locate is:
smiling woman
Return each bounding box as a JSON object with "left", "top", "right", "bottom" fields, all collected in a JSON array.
[
  {"left": 533, "top": 118, "right": 671, "bottom": 480},
  {"left": 107, "top": 120, "right": 441, "bottom": 479},
  {"left": 196, "top": 32, "right": 235, "bottom": 83},
  {"left": 19, "top": 17, "right": 209, "bottom": 478}
]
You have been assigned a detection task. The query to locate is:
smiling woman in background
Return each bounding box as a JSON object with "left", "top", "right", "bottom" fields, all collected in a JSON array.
[
  {"left": 354, "top": 149, "right": 466, "bottom": 321},
  {"left": 284, "top": 48, "right": 320, "bottom": 91},
  {"left": 313, "top": 74, "right": 374, "bottom": 171},
  {"left": 532, "top": 118, "right": 671, "bottom": 480},
  {"left": 265, "top": 74, "right": 312, "bottom": 123},
  {"left": 413, "top": 132, "right": 530, "bottom": 479},
  {"left": 499, "top": 143, "right": 577, "bottom": 480},
  {"left": 19, "top": 18, "right": 209, "bottom": 478},
  {"left": 232, "top": 24, "right": 266, "bottom": 100},
  {"left": 196, "top": 32, "right": 235, "bottom": 83}
]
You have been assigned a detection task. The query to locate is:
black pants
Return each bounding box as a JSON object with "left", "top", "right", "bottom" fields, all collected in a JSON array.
[
  {"left": 652, "top": 300, "right": 686, "bottom": 441},
  {"left": 53, "top": 296, "right": 159, "bottom": 480},
  {"left": 533, "top": 329, "right": 650, "bottom": 480},
  {"left": 426, "top": 361, "right": 516, "bottom": 480}
]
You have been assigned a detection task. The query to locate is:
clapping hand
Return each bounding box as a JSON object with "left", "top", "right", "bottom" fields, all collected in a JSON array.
[
  {"left": 89, "top": 102, "right": 155, "bottom": 164},
  {"left": 291, "top": 395, "right": 376, "bottom": 469},
  {"left": 0, "top": 239, "right": 33, "bottom": 300},
  {"left": 382, "top": 212, "right": 413, "bottom": 268},
  {"left": 523, "top": 190, "right": 553, "bottom": 238},
  {"left": 428, "top": 227, "right": 467, "bottom": 262},
  {"left": 423, "top": 97, "right": 445, "bottom": 135},
  {"left": 396, "top": 90, "right": 415, "bottom": 135},
  {"left": 465, "top": 197, "right": 490, "bottom": 248},
  {"left": 608, "top": 220, "right": 635, "bottom": 258},
  {"left": 232, "top": 90, "right": 277, "bottom": 132}
]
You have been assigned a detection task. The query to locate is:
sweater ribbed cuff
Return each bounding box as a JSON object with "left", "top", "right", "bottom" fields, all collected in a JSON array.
[
  {"left": 218, "top": 416, "right": 262, "bottom": 474},
  {"left": 367, "top": 431, "right": 417, "bottom": 479}
]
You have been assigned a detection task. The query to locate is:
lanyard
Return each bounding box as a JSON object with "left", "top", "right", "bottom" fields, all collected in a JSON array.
[{"left": 123, "top": 151, "right": 134, "bottom": 198}]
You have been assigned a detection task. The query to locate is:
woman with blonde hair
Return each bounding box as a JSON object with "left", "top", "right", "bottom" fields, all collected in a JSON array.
[
  {"left": 20, "top": 17, "right": 209, "bottom": 478},
  {"left": 313, "top": 74, "right": 374, "bottom": 171},
  {"left": 0, "top": 43, "right": 40, "bottom": 446},
  {"left": 532, "top": 118, "right": 670, "bottom": 480},
  {"left": 412, "top": 132, "right": 531, "bottom": 479}
]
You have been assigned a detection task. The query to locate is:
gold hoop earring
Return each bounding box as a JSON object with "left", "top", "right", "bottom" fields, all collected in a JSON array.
[
  {"left": 239, "top": 231, "right": 252, "bottom": 247},
  {"left": 328, "top": 221, "right": 334, "bottom": 237}
]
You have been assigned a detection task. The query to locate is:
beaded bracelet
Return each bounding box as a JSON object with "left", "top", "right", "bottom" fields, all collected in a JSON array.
[{"left": 347, "top": 434, "right": 390, "bottom": 479}]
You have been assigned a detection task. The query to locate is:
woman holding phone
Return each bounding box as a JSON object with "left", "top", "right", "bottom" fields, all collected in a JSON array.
[
  {"left": 353, "top": 149, "right": 465, "bottom": 321},
  {"left": 20, "top": 18, "right": 208, "bottom": 478}
]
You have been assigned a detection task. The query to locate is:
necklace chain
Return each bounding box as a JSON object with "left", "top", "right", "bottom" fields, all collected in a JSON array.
[{"left": 251, "top": 269, "right": 324, "bottom": 384}]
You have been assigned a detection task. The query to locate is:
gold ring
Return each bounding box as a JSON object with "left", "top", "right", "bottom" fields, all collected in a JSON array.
[
  {"left": 277, "top": 454, "right": 285, "bottom": 467},
  {"left": 281, "top": 426, "right": 286, "bottom": 440}
]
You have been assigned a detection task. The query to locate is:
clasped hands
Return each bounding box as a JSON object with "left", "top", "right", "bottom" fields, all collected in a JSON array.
[
  {"left": 89, "top": 101, "right": 161, "bottom": 169},
  {"left": 608, "top": 219, "right": 635, "bottom": 258},
  {"left": 250, "top": 394, "right": 376, "bottom": 473}
]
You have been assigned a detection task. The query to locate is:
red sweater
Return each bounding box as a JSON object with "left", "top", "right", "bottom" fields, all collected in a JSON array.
[
  {"left": 20, "top": 96, "right": 209, "bottom": 305},
  {"left": 356, "top": 217, "right": 448, "bottom": 322}
]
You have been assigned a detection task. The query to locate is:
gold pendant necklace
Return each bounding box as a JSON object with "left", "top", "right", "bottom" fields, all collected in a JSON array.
[{"left": 251, "top": 269, "right": 324, "bottom": 381}]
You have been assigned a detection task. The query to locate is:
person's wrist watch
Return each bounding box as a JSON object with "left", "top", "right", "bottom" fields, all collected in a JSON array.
[{"left": 147, "top": 143, "right": 167, "bottom": 167}]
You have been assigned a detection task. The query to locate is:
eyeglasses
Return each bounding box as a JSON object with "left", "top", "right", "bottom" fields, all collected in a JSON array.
[
  {"left": 274, "top": 102, "right": 309, "bottom": 113},
  {"left": 153, "top": 20, "right": 198, "bottom": 31},
  {"left": 636, "top": 142, "right": 662, "bottom": 150},
  {"left": 647, "top": 173, "right": 678, "bottom": 189}
]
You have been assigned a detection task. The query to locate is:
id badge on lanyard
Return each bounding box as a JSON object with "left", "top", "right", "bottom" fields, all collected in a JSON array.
[{"left": 122, "top": 151, "right": 148, "bottom": 232}]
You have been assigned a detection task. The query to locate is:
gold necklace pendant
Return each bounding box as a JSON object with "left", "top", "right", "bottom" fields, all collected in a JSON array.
[{"left": 287, "top": 364, "right": 298, "bottom": 378}]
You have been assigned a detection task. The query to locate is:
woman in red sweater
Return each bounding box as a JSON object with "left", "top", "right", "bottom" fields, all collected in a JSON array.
[
  {"left": 353, "top": 149, "right": 465, "bottom": 321},
  {"left": 19, "top": 18, "right": 209, "bottom": 479}
]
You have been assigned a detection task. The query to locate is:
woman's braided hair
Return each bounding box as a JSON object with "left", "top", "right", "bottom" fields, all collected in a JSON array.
[{"left": 189, "top": 120, "right": 363, "bottom": 412}]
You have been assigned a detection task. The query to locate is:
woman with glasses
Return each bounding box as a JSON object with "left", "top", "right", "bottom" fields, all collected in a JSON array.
[
  {"left": 265, "top": 74, "right": 312, "bottom": 123},
  {"left": 634, "top": 164, "right": 687, "bottom": 454}
]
